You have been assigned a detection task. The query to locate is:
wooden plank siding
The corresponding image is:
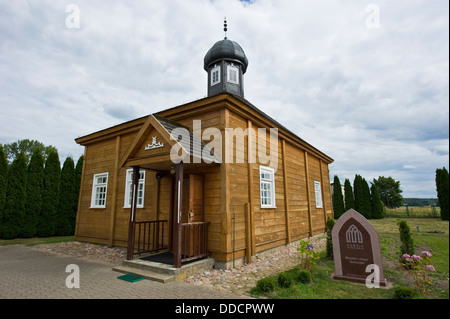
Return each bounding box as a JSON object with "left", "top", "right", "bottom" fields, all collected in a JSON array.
[{"left": 75, "top": 93, "right": 333, "bottom": 265}]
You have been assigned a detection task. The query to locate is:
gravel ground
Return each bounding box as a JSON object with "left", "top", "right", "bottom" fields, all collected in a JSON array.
[{"left": 32, "top": 234, "right": 326, "bottom": 297}]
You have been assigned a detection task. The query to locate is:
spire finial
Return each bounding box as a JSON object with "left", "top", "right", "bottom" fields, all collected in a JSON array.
[{"left": 223, "top": 17, "right": 228, "bottom": 39}]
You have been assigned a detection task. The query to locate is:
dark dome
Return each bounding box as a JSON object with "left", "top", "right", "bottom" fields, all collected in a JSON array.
[{"left": 203, "top": 39, "right": 248, "bottom": 73}]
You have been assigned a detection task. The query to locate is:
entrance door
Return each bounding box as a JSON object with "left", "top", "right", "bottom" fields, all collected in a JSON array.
[
  {"left": 171, "top": 174, "right": 204, "bottom": 256},
  {"left": 187, "top": 174, "right": 204, "bottom": 223}
]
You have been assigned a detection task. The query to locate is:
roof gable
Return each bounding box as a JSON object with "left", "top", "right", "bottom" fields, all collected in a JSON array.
[{"left": 119, "top": 114, "right": 220, "bottom": 169}]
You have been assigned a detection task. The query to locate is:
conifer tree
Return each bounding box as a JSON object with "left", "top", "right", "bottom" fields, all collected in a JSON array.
[
  {"left": 1, "top": 153, "right": 27, "bottom": 239},
  {"left": 0, "top": 146, "right": 7, "bottom": 225},
  {"left": 436, "top": 167, "right": 449, "bottom": 221},
  {"left": 332, "top": 175, "right": 345, "bottom": 219},
  {"left": 56, "top": 157, "right": 76, "bottom": 235},
  {"left": 38, "top": 151, "right": 60, "bottom": 237},
  {"left": 344, "top": 178, "right": 354, "bottom": 212},
  {"left": 22, "top": 150, "right": 44, "bottom": 237},
  {"left": 361, "top": 178, "right": 372, "bottom": 218},
  {"left": 74, "top": 155, "right": 83, "bottom": 217},
  {"left": 371, "top": 183, "right": 384, "bottom": 219},
  {"left": 353, "top": 175, "right": 364, "bottom": 214}
]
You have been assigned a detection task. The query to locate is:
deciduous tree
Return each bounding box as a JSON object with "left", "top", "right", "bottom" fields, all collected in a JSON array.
[
  {"left": 372, "top": 176, "right": 404, "bottom": 209},
  {"left": 2, "top": 139, "right": 57, "bottom": 165}
]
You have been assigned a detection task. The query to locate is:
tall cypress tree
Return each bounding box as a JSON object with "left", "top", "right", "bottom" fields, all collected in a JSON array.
[
  {"left": 56, "top": 157, "right": 76, "bottom": 235},
  {"left": 361, "top": 178, "right": 372, "bottom": 218},
  {"left": 436, "top": 167, "right": 449, "bottom": 221},
  {"left": 22, "top": 150, "right": 44, "bottom": 237},
  {"left": 344, "top": 178, "right": 354, "bottom": 212},
  {"left": 353, "top": 175, "right": 364, "bottom": 214},
  {"left": 38, "top": 151, "right": 60, "bottom": 237},
  {"left": 74, "top": 155, "right": 83, "bottom": 218},
  {"left": 371, "top": 183, "right": 384, "bottom": 219},
  {"left": 0, "top": 145, "right": 7, "bottom": 226},
  {"left": 332, "top": 175, "right": 345, "bottom": 219},
  {"left": 1, "top": 153, "right": 27, "bottom": 239}
]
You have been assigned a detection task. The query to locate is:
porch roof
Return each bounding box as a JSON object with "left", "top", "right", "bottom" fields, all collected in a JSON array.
[{"left": 119, "top": 114, "right": 220, "bottom": 171}]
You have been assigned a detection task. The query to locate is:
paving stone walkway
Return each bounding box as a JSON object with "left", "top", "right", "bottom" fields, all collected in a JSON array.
[
  {"left": 33, "top": 235, "right": 325, "bottom": 296},
  {"left": 0, "top": 245, "right": 246, "bottom": 299}
]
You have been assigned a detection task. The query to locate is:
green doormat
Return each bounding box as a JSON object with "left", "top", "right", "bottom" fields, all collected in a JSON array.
[{"left": 117, "top": 273, "right": 145, "bottom": 283}]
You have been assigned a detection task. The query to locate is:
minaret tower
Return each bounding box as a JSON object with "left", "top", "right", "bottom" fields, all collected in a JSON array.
[{"left": 203, "top": 18, "right": 249, "bottom": 98}]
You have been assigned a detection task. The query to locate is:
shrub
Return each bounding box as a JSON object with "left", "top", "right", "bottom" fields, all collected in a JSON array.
[
  {"left": 297, "top": 239, "right": 320, "bottom": 272},
  {"left": 401, "top": 251, "right": 436, "bottom": 294},
  {"left": 255, "top": 277, "right": 276, "bottom": 294},
  {"left": 293, "top": 269, "right": 312, "bottom": 284},
  {"left": 393, "top": 286, "right": 418, "bottom": 299},
  {"left": 397, "top": 220, "right": 414, "bottom": 260},
  {"left": 325, "top": 217, "right": 335, "bottom": 259},
  {"left": 277, "top": 272, "right": 293, "bottom": 288}
]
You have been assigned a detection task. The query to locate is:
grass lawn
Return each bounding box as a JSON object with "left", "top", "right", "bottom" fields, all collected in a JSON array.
[
  {"left": 250, "top": 217, "right": 449, "bottom": 299},
  {"left": 0, "top": 235, "right": 75, "bottom": 246}
]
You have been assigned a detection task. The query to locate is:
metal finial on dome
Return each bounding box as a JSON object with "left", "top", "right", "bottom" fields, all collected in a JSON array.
[{"left": 223, "top": 17, "right": 228, "bottom": 39}]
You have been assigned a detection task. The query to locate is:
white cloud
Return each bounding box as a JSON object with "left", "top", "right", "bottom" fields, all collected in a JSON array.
[{"left": 0, "top": 0, "right": 448, "bottom": 198}]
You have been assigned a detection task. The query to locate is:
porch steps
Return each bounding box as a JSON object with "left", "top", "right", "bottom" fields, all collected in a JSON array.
[
  {"left": 113, "top": 265, "right": 175, "bottom": 283},
  {"left": 112, "top": 255, "right": 215, "bottom": 283}
]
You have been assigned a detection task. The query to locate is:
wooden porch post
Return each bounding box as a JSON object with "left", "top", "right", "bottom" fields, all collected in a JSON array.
[
  {"left": 126, "top": 166, "right": 140, "bottom": 260},
  {"left": 173, "top": 161, "right": 184, "bottom": 268}
]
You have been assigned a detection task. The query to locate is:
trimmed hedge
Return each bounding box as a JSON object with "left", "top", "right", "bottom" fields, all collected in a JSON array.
[
  {"left": 255, "top": 277, "right": 276, "bottom": 293},
  {"left": 393, "top": 286, "right": 417, "bottom": 299}
]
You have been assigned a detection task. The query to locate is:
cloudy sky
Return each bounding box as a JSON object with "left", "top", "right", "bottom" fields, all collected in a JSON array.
[{"left": 0, "top": 0, "right": 448, "bottom": 198}]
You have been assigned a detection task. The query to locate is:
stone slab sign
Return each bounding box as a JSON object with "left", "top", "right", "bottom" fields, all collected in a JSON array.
[{"left": 332, "top": 209, "right": 387, "bottom": 287}]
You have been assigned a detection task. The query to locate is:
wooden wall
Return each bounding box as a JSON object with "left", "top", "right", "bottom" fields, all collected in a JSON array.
[
  {"left": 222, "top": 108, "right": 333, "bottom": 263},
  {"left": 75, "top": 96, "right": 333, "bottom": 264}
]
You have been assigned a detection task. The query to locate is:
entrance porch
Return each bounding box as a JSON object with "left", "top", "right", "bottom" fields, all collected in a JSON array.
[{"left": 120, "top": 115, "right": 220, "bottom": 268}]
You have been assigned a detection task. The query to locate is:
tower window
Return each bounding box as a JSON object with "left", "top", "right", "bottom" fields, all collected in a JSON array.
[
  {"left": 211, "top": 65, "right": 220, "bottom": 86},
  {"left": 227, "top": 64, "right": 239, "bottom": 84}
]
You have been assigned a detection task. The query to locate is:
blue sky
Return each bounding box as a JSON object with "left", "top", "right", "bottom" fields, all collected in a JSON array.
[{"left": 0, "top": 0, "right": 448, "bottom": 198}]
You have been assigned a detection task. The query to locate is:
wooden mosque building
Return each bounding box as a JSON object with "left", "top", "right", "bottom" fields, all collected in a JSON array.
[{"left": 74, "top": 26, "right": 334, "bottom": 269}]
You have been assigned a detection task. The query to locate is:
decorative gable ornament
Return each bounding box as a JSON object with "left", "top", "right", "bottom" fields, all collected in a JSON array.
[{"left": 144, "top": 136, "right": 164, "bottom": 150}]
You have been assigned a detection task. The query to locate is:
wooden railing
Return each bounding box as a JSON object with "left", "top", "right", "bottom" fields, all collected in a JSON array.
[
  {"left": 134, "top": 220, "right": 167, "bottom": 256},
  {"left": 180, "top": 222, "right": 210, "bottom": 263}
]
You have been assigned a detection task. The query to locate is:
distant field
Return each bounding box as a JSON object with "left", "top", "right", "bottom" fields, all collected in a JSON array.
[{"left": 385, "top": 206, "right": 441, "bottom": 218}]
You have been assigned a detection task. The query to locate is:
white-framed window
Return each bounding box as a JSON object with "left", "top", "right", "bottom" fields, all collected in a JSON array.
[
  {"left": 124, "top": 169, "right": 146, "bottom": 208},
  {"left": 260, "top": 166, "right": 276, "bottom": 208},
  {"left": 91, "top": 173, "right": 109, "bottom": 208},
  {"left": 314, "top": 181, "right": 323, "bottom": 208},
  {"left": 211, "top": 65, "right": 220, "bottom": 86},
  {"left": 227, "top": 64, "right": 239, "bottom": 84}
]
